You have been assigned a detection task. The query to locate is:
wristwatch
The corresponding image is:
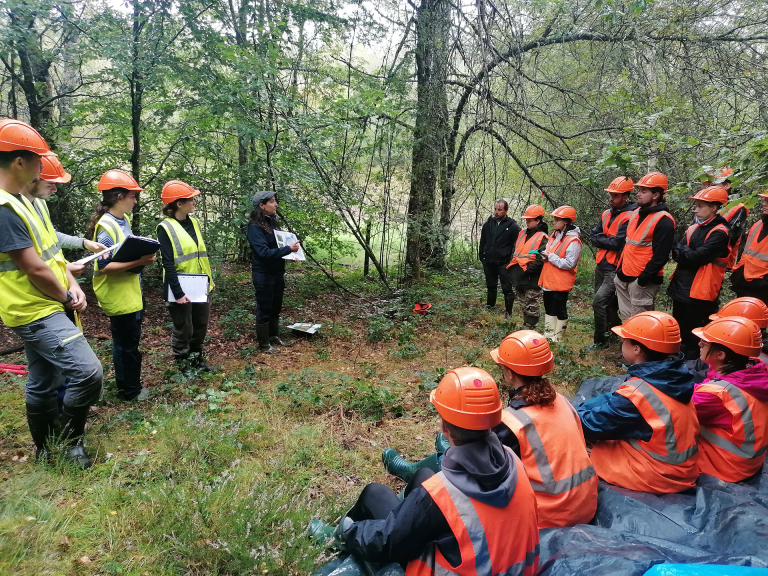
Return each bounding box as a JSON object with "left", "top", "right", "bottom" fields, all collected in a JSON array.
[{"left": 62, "top": 291, "right": 73, "bottom": 305}]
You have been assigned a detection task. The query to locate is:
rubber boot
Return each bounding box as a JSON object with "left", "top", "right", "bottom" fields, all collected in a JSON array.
[
  {"left": 523, "top": 314, "right": 539, "bottom": 330},
  {"left": 26, "top": 401, "right": 58, "bottom": 463},
  {"left": 190, "top": 351, "right": 214, "bottom": 373},
  {"left": 435, "top": 432, "right": 450, "bottom": 454},
  {"left": 308, "top": 519, "right": 337, "bottom": 544},
  {"left": 382, "top": 449, "right": 440, "bottom": 482},
  {"left": 486, "top": 286, "right": 497, "bottom": 308},
  {"left": 269, "top": 316, "right": 291, "bottom": 347},
  {"left": 504, "top": 293, "right": 515, "bottom": 319},
  {"left": 553, "top": 318, "right": 568, "bottom": 343},
  {"left": 175, "top": 353, "right": 193, "bottom": 377},
  {"left": 543, "top": 315, "right": 557, "bottom": 340},
  {"left": 256, "top": 322, "right": 279, "bottom": 354},
  {"left": 60, "top": 404, "right": 93, "bottom": 469}
]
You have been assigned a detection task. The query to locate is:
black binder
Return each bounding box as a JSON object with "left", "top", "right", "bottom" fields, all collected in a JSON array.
[{"left": 111, "top": 235, "right": 160, "bottom": 273}]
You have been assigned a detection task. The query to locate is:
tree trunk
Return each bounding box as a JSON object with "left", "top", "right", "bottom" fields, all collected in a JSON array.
[
  {"left": 129, "top": 0, "right": 144, "bottom": 234},
  {"left": 404, "top": 0, "right": 450, "bottom": 282}
]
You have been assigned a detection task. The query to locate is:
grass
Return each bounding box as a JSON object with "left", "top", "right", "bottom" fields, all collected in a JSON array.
[{"left": 0, "top": 259, "right": 626, "bottom": 575}]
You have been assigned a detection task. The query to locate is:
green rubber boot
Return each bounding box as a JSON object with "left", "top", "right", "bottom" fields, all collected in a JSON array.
[
  {"left": 435, "top": 432, "right": 450, "bottom": 454},
  {"left": 382, "top": 449, "right": 441, "bottom": 482},
  {"left": 308, "top": 519, "right": 336, "bottom": 544}
]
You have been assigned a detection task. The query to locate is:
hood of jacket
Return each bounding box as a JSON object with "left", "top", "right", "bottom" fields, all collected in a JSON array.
[
  {"left": 524, "top": 220, "right": 549, "bottom": 238},
  {"left": 440, "top": 433, "right": 517, "bottom": 508},
  {"left": 628, "top": 359, "right": 695, "bottom": 403},
  {"left": 552, "top": 225, "right": 581, "bottom": 241},
  {"left": 705, "top": 362, "right": 768, "bottom": 402}
]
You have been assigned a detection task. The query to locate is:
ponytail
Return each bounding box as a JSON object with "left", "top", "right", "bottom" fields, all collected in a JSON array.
[
  {"left": 86, "top": 188, "right": 130, "bottom": 239},
  {"left": 508, "top": 372, "right": 557, "bottom": 407}
]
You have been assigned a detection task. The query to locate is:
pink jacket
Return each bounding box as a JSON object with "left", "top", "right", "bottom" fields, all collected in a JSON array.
[{"left": 693, "top": 363, "right": 768, "bottom": 430}]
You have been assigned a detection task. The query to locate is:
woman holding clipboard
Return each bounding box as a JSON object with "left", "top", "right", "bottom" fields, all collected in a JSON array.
[
  {"left": 87, "top": 169, "right": 156, "bottom": 402},
  {"left": 157, "top": 180, "right": 214, "bottom": 373},
  {"left": 247, "top": 190, "right": 300, "bottom": 354}
]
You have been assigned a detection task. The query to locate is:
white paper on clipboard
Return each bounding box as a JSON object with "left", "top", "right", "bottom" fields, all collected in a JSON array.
[
  {"left": 167, "top": 273, "right": 210, "bottom": 303},
  {"left": 74, "top": 242, "right": 123, "bottom": 265}
]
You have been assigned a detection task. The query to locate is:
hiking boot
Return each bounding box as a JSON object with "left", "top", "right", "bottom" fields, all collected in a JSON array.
[
  {"left": 190, "top": 352, "right": 214, "bottom": 373},
  {"left": 63, "top": 442, "right": 93, "bottom": 469}
]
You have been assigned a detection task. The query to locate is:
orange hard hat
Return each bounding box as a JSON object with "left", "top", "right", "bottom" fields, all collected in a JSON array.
[
  {"left": 522, "top": 204, "right": 545, "bottom": 219},
  {"left": 605, "top": 176, "right": 634, "bottom": 194},
  {"left": 635, "top": 172, "right": 668, "bottom": 191},
  {"left": 611, "top": 311, "right": 681, "bottom": 354},
  {"left": 550, "top": 205, "right": 577, "bottom": 222},
  {"left": 710, "top": 297, "right": 768, "bottom": 330},
  {"left": 429, "top": 367, "right": 502, "bottom": 430},
  {"left": 98, "top": 169, "right": 144, "bottom": 192},
  {"left": 0, "top": 118, "right": 56, "bottom": 157},
  {"left": 161, "top": 180, "right": 200, "bottom": 204},
  {"left": 39, "top": 156, "right": 71, "bottom": 184},
  {"left": 490, "top": 330, "right": 554, "bottom": 377},
  {"left": 690, "top": 186, "right": 727, "bottom": 204},
  {"left": 692, "top": 317, "right": 763, "bottom": 358}
]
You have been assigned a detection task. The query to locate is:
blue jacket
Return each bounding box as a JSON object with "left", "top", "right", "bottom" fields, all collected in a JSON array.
[
  {"left": 576, "top": 360, "right": 694, "bottom": 443},
  {"left": 247, "top": 218, "right": 292, "bottom": 275}
]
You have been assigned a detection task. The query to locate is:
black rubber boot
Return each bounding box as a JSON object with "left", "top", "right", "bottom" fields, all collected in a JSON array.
[
  {"left": 256, "top": 322, "right": 279, "bottom": 354},
  {"left": 504, "top": 294, "right": 515, "bottom": 318},
  {"left": 60, "top": 404, "right": 93, "bottom": 469},
  {"left": 268, "top": 317, "right": 291, "bottom": 347},
  {"left": 26, "top": 400, "right": 59, "bottom": 463},
  {"left": 523, "top": 314, "right": 539, "bottom": 330},
  {"left": 486, "top": 287, "right": 497, "bottom": 308},
  {"left": 190, "top": 351, "right": 214, "bottom": 373}
]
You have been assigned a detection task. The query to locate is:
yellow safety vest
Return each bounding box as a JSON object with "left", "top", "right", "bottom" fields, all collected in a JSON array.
[
  {"left": 92, "top": 213, "right": 143, "bottom": 316},
  {"left": 0, "top": 190, "right": 68, "bottom": 327},
  {"left": 157, "top": 216, "right": 214, "bottom": 291}
]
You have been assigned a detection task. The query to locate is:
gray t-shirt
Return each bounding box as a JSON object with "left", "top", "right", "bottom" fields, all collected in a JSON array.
[
  {"left": 96, "top": 213, "right": 133, "bottom": 271},
  {"left": 0, "top": 205, "right": 33, "bottom": 253}
]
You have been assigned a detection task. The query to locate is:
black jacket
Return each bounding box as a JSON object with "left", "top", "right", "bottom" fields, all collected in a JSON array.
[
  {"left": 731, "top": 215, "right": 768, "bottom": 297},
  {"left": 667, "top": 215, "right": 729, "bottom": 304},
  {"left": 247, "top": 218, "right": 292, "bottom": 275},
  {"left": 479, "top": 216, "right": 520, "bottom": 265},
  {"left": 158, "top": 217, "right": 199, "bottom": 300},
  {"left": 589, "top": 202, "right": 637, "bottom": 272},
  {"left": 509, "top": 221, "right": 549, "bottom": 289},
  {"left": 617, "top": 202, "right": 675, "bottom": 286}
]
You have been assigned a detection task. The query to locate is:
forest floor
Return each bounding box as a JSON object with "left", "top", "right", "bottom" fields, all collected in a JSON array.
[{"left": 0, "top": 261, "right": 629, "bottom": 575}]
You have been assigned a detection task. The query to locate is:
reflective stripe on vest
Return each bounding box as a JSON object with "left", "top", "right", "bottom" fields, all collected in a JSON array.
[
  {"left": 159, "top": 219, "right": 209, "bottom": 265},
  {"left": 625, "top": 211, "right": 664, "bottom": 247},
  {"left": 684, "top": 222, "right": 730, "bottom": 301},
  {"left": 595, "top": 209, "right": 632, "bottom": 266},
  {"left": 619, "top": 209, "right": 675, "bottom": 277},
  {"left": 92, "top": 214, "right": 143, "bottom": 316},
  {"left": 0, "top": 195, "right": 62, "bottom": 271},
  {"left": 735, "top": 221, "right": 768, "bottom": 281},
  {"left": 538, "top": 233, "right": 581, "bottom": 292},
  {"left": 157, "top": 217, "right": 214, "bottom": 291},
  {"left": 508, "top": 231, "right": 547, "bottom": 271}
]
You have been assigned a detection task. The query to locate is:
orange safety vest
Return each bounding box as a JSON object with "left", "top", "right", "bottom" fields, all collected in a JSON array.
[
  {"left": 734, "top": 220, "right": 768, "bottom": 281},
  {"left": 595, "top": 209, "right": 633, "bottom": 267},
  {"left": 589, "top": 377, "right": 699, "bottom": 494},
  {"left": 679, "top": 222, "right": 730, "bottom": 301},
  {"left": 501, "top": 394, "right": 598, "bottom": 528},
  {"left": 721, "top": 203, "right": 747, "bottom": 269},
  {"left": 538, "top": 233, "right": 582, "bottom": 292},
  {"left": 405, "top": 453, "right": 540, "bottom": 576},
  {"left": 618, "top": 210, "right": 676, "bottom": 278},
  {"left": 696, "top": 379, "right": 768, "bottom": 482},
  {"left": 507, "top": 230, "right": 547, "bottom": 271}
]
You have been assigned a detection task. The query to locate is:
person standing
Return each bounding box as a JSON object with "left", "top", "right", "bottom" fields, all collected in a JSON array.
[
  {"left": 668, "top": 186, "right": 730, "bottom": 358},
  {"left": 87, "top": 170, "right": 157, "bottom": 402},
  {"left": 731, "top": 190, "right": 768, "bottom": 307},
  {"left": 247, "top": 190, "right": 300, "bottom": 353},
  {"left": 507, "top": 204, "right": 548, "bottom": 330},
  {"left": 479, "top": 199, "right": 520, "bottom": 317},
  {"left": 0, "top": 118, "right": 102, "bottom": 468},
  {"left": 614, "top": 172, "right": 676, "bottom": 319},
  {"left": 588, "top": 177, "right": 636, "bottom": 349},
  {"left": 539, "top": 206, "right": 581, "bottom": 343},
  {"left": 706, "top": 167, "right": 749, "bottom": 270},
  {"left": 157, "top": 180, "right": 214, "bottom": 373}
]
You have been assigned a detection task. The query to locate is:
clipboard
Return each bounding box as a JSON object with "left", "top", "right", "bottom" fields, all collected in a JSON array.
[{"left": 167, "top": 273, "right": 210, "bottom": 303}]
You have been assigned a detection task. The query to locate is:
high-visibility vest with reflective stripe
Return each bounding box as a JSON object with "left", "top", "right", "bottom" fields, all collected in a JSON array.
[
  {"left": 680, "top": 222, "right": 730, "bottom": 301},
  {"left": 0, "top": 190, "right": 68, "bottom": 327},
  {"left": 157, "top": 217, "right": 214, "bottom": 291},
  {"left": 405, "top": 453, "right": 539, "bottom": 576},
  {"left": 92, "top": 214, "right": 143, "bottom": 316},
  {"left": 538, "top": 233, "right": 581, "bottom": 292},
  {"left": 618, "top": 210, "right": 675, "bottom": 278},
  {"left": 696, "top": 379, "right": 768, "bottom": 482},
  {"left": 734, "top": 220, "right": 768, "bottom": 281},
  {"left": 501, "top": 394, "right": 597, "bottom": 528},
  {"left": 589, "top": 377, "right": 699, "bottom": 494},
  {"left": 507, "top": 230, "right": 547, "bottom": 271},
  {"left": 721, "top": 203, "right": 747, "bottom": 269},
  {"left": 595, "top": 209, "right": 633, "bottom": 267}
]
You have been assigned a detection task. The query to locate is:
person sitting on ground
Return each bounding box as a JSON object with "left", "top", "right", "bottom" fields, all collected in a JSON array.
[
  {"left": 507, "top": 204, "right": 549, "bottom": 330},
  {"left": 577, "top": 311, "right": 700, "bottom": 494},
  {"left": 692, "top": 317, "right": 768, "bottom": 482},
  {"left": 539, "top": 205, "right": 581, "bottom": 343},
  {"left": 491, "top": 330, "right": 598, "bottom": 528},
  {"left": 316, "top": 367, "right": 540, "bottom": 574}
]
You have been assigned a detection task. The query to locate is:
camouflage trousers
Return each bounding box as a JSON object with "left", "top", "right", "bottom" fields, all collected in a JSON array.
[{"left": 515, "top": 286, "right": 542, "bottom": 318}]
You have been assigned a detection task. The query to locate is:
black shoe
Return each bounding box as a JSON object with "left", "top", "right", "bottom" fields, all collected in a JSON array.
[
  {"left": 63, "top": 442, "right": 93, "bottom": 469},
  {"left": 190, "top": 352, "right": 214, "bottom": 373}
]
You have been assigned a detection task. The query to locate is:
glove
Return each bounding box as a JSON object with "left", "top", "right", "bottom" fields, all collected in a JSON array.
[{"left": 636, "top": 274, "right": 649, "bottom": 287}]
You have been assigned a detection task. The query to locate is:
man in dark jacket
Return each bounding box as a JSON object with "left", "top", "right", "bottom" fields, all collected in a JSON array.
[{"left": 479, "top": 200, "right": 520, "bottom": 317}]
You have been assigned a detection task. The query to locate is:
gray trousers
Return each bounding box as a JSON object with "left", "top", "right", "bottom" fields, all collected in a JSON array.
[
  {"left": 614, "top": 276, "right": 661, "bottom": 320},
  {"left": 11, "top": 311, "right": 103, "bottom": 408},
  {"left": 593, "top": 268, "right": 621, "bottom": 343},
  {"left": 167, "top": 298, "right": 211, "bottom": 357}
]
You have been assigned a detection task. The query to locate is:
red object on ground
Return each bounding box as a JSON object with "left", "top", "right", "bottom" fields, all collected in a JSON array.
[
  {"left": 0, "top": 363, "right": 28, "bottom": 375},
  {"left": 413, "top": 303, "right": 432, "bottom": 314}
]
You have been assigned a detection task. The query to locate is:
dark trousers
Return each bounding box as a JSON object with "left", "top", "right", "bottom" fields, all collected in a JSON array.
[
  {"left": 109, "top": 311, "right": 143, "bottom": 400},
  {"left": 483, "top": 261, "right": 513, "bottom": 308},
  {"left": 593, "top": 268, "right": 621, "bottom": 344},
  {"left": 673, "top": 299, "right": 718, "bottom": 359},
  {"left": 253, "top": 272, "right": 285, "bottom": 324},
  {"left": 167, "top": 299, "right": 211, "bottom": 357},
  {"left": 543, "top": 290, "right": 570, "bottom": 320},
  {"left": 348, "top": 468, "right": 435, "bottom": 522}
]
